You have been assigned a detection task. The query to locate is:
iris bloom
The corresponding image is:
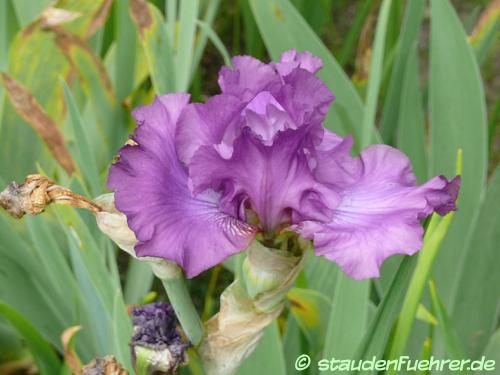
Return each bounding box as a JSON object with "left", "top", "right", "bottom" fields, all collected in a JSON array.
[{"left": 108, "top": 50, "right": 459, "bottom": 279}]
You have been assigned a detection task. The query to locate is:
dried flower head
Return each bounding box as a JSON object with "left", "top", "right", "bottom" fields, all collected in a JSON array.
[{"left": 131, "top": 302, "right": 189, "bottom": 373}]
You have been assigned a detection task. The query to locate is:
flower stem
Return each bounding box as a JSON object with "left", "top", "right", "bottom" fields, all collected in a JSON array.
[
  {"left": 161, "top": 277, "right": 204, "bottom": 346},
  {"left": 134, "top": 353, "right": 150, "bottom": 375}
]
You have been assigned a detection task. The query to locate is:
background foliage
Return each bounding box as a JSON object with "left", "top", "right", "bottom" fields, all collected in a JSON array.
[{"left": 0, "top": 0, "right": 499, "bottom": 374}]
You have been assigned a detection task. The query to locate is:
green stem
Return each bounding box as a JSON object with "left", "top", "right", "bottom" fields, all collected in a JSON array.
[
  {"left": 134, "top": 353, "right": 151, "bottom": 375},
  {"left": 202, "top": 265, "right": 221, "bottom": 321},
  {"left": 161, "top": 277, "right": 204, "bottom": 346}
]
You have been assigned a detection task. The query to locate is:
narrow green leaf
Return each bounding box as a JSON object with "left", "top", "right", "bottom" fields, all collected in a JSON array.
[
  {"left": 0, "top": 301, "right": 61, "bottom": 375},
  {"left": 175, "top": 0, "right": 199, "bottom": 91},
  {"left": 196, "top": 20, "right": 231, "bottom": 66},
  {"left": 58, "top": 33, "right": 127, "bottom": 159},
  {"left": 428, "top": 280, "right": 467, "bottom": 362},
  {"left": 304, "top": 253, "right": 338, "bottom": 297},
  {"left": 396, "top": 43, "right": 427, "bottom": 182},
  {"left": 416, "top": 304, "right": 437, "bottom": 326},
  {"left": 11, "top": 0, "right": 51, "bottom": 27},
  {"left": 323, "top": 276, "right": 369, "bottom": 369},
  {"left": 352, "top": 256, "right": 416, "bottom": 372},
  {"left": 476, "top": 329, "right": 500, "bottom": 375},
  {"left": 114, "top": 0, "right": 138, "bottom": 101},
  {"left": 191, "top": 0, "right": 221, "bottom": 77},
  {"left": 360, "top": 0, "right": 392, "bottom": 148},
  {"left": 291, "top": 0, "right": 333, "bottom": 36},
  {"left": 130, "top": 1, "right": 175, "bottom": 93},
  {"left": 430, "top": 0, "right": 488, "bottom": 306},
  {"left": 337, "top": 0, "right": 374, "bottom": 67},
  {"left": 379, "top": 0, "right": 425, "bottom": 144},
  {"left": 124, "top": 259, "right": 154, "bottom": 304},
  {"left": 62, "top": 81, "right": 101, "bottom": 196},
  {"left": 111, "top": 289, "right": 133, "bottom": 371},
  {"left": 236, "top": 321, "right": 287, "bottom": 375},
  {"left": 450, "top": 166, "right": 500, "bottom": 358},
  {"left": 166, "top": 0, "right": 177, "bottom": 48},
  {"left": 282, "top": 315, "right": 307, "bottom": 375}
]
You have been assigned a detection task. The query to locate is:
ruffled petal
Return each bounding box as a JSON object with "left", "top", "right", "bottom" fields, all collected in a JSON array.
[
  {"left": 274, "top": 49, "right": 323, "bottom": 76},
  {"left": 189, "top": 126, "right": 338, "bottom": 232},
  {"left": 218, "top": 56, "right": 281, "bottom": 101},
  {"left": 243, "top": 91, "right": 297, "bottom": 146},
  {"left": 295, "top": 144, "right": 460, "bottom": 279},
  {"left": 277, "top": 68, "right": 334, "bottom": 125},
  {"left": 108, "top": 94, "right": 255, "bottom": 277},
  {"left": 175, "top": 94, "right": 245, "bottom": 164}
]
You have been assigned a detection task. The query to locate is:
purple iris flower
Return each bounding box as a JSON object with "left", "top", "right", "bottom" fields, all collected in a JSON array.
[{"left": 108, "top": 50, "right": 460, "bottom": 280}]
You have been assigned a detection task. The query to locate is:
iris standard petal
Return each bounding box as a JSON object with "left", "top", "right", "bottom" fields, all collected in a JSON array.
[
  {"left": 108, "top": 94, "right": 255, "bottom": 277},
  {"left": 189, "top": 126, "right": 338, "bottom": 232},
  {"left": 274, "top": 49, "right": 323, "bottom": 76},
  {"left": 218, "top": 55, "right": 281, "bottom": 100},
  {"left": 175, "top": 94, "right": 246, "bottom": 164},
  {"left": 277, "top": 68, "right": 334, "bottom": 125},
  {"left": 295, "top": 144, "right": 459, "bottom": 279}
]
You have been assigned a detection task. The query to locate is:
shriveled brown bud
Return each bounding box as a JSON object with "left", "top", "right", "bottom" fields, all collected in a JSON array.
[{"left": 0, "top": 174, "right": 100, "bottom": 219}]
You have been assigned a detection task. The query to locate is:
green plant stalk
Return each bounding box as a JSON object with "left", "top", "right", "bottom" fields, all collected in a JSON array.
[
  {"left": 161, "top": 276, "right": 204, "bottom": 346},
  {"left": 134, "top": 354, "right": 150, "bottom": 375},
  {"left": 202, "top": 265, "right": 222, "bottom": 321}
]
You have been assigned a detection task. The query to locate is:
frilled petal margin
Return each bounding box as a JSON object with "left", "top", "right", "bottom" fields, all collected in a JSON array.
[
  {"left": 108, "top": 94, "right": 255, "bottom": 278},
  {"left": 218, "top": 56, "right": 281, "bottom": 101},
  {"left": 294, "top": 144, "right": 460, "bottom": 280}
]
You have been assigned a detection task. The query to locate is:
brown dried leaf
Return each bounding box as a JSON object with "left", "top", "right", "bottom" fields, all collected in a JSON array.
[
  {"left": 0, "top": 73, "right": 76, "bottom": 174},
  {"left": 85, "top": 0, "right": 113, "bottom": 39},
  {"left": 352, "top": 1, "right": 379, "bottom": 84},
  {"left": 50, "top": 27, "right": 113, "bottom": 93},
  {"left": 129, "top": 0, "right": 153, "bottom": 38},
  {"left": 61, "top": 326, "right": 83, "bottom": 375}
]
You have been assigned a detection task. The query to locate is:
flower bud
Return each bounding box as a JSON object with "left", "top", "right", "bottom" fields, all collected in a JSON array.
[
  {"left": 242, "top": 240, "right": 299, "bottom": 300},
  {"left": 131, "top": 302, "right": 189, "bottom": 374}
]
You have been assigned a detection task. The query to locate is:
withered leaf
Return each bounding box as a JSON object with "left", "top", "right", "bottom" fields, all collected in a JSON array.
[
  {"left": 61, "top": 326, "right": 83, "bottom": 375},
  {"left": 1, "top": 73, "right": 76, "bottom": 175},
  {"left": 129, "top": 0, "right": 153, "bottom": 38}
]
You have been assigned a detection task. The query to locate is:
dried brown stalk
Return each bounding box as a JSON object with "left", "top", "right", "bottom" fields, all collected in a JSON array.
[{"left": 0, "top": 174, "right": 101, "bottom": 219}]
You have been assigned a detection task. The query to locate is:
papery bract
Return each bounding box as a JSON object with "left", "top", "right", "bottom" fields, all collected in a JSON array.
[{"left": 108, "top": 49, "right": 459, "bottom": 279}]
